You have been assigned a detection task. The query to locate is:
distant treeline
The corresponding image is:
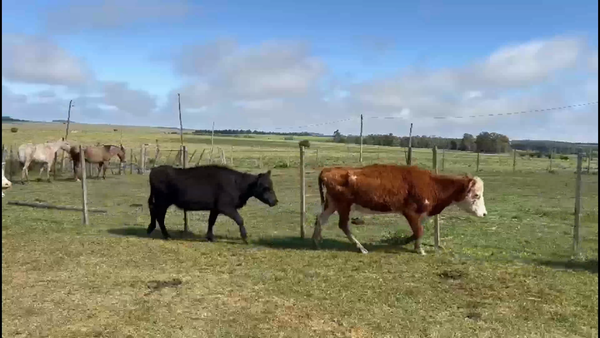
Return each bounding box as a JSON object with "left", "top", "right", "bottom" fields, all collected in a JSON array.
[
  {"left": 2, "top": 116, "right": 30, "bottom": 123},
  {"left": 332, "top": 130, "right": 597, "bottom": 155},
  {"left": 52, "top": 119, "right": 77, "bottom": 124},
  {"left": 333, "top": 130, "right": 511, "bottom": 154},
  {"left": 192, "top": 129, "right": 326, "bottom": 137},
  {"left": 510, "top": 140, "right": 597, "bottom": 155}
]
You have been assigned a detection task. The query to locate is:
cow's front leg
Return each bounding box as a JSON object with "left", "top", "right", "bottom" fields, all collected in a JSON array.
[
  {"left": 312, "top": 199, "right": 336, "bottom": 249},
  {"left": 220, "top": 207, "right": 247, "bottom": 244},
  {"left": 206, "top": 210, "right": 219, "bottom": 242},
  {"left": 338, "top": 205, "right": 368, "bottom": 254}
]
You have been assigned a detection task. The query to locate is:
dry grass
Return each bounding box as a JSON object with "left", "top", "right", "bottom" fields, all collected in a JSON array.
[{"left": 2, "top": 122, "right": 598, "bottom": 337}]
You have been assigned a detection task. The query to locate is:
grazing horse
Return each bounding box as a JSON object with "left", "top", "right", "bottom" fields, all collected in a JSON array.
[
  {"left": 18, "top": 138, "right": 71, "bottom": 183},
  {"left": 70, "top": 144, "right": 126, "bottom": 180}
]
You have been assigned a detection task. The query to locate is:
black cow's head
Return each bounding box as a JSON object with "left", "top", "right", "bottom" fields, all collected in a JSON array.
[{"left": 253, "top": 170, "right": 278, "bottom": 207}]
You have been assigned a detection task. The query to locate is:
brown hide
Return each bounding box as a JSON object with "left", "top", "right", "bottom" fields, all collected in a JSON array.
[{"left": 319, "top": 164, "right": 473, "bottom": 217}]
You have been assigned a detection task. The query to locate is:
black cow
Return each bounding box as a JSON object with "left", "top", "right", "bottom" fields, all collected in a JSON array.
[{"left": 147, "top": 165, "right": 278, "bottom": 242}]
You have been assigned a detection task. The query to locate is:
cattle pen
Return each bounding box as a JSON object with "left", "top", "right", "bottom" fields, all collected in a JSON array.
[{"left": 1, "top": 122, "right": 598, "bottom": 338}]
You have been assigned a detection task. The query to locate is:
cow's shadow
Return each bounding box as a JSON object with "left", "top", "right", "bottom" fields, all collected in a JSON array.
[
  {"left": 254, "top": 236, "right": 417, "bottom": 254},
  {"left": 106, "top": 226, "right": 245, "bottom": 245},
  {"left": 533, "top": 258, "right": 598, "bottom": 274}
]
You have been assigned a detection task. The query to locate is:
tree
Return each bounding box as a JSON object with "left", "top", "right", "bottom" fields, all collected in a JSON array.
[
  {"left": 332, "top": 129, "right": 345, "bottom": 143},
  {"left": 450, "top": 140, "right": 458, "bottom": 150},
  {"left": 459, "top": 133, "right": 475, "bottom": 151}
]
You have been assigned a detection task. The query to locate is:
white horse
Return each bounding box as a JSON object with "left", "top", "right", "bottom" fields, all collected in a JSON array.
[
  {"left": 18, "top": 138, "right": 71, "bottom": 183},
  {"left": 2, "top": 161, "right": 11, "bottom": 197}
]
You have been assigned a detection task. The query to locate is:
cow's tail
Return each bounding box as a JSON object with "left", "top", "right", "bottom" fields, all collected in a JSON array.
[
  {"left": 318, "top": 170, "right": 326, "bottom": 207},
  {"left": 147, "top": 189, "right": 155, "bottom": 212}
]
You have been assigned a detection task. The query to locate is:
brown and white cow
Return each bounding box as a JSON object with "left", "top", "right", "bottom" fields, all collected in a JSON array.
[{"left": 312, "top": 164, "right": 487, "bottom": 255}]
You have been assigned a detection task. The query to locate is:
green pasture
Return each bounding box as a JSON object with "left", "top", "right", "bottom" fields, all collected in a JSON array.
[{"left": 2, "top": 122, "right": 598, "bottom": 337}]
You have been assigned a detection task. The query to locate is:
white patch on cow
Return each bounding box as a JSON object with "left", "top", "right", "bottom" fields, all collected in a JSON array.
[
  {"left": 424, "top": 199, "right": 429, "bottom": 205},
  {"left": 349, "top": 174, "right": 357, "bottom": 181}
]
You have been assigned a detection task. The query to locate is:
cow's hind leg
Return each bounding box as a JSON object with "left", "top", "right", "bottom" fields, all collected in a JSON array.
[
  {"left": 205, "top": 210, "right": 219, "bottom": 242},
  {"left": 404, "top": 212, "right": 426, "bottom": 255},
  {"left": 312, "top": 198, "right": 336, "bottom": 249},
  {"left": 338, "top": 204, "right": 368, "bottom": 254},
  {"left": 146, "top": 195, "right": 157, "bottom": 234},
  {"left": 220, "top": 207, "right": 247, "bottom": 244},
  {"left": 155, "top": 205, "right": 171, "bottom": 239}
]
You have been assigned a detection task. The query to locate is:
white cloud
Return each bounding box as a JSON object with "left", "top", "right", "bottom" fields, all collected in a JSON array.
[
  {"left": 467, "top": 36, "right": 585, "bottom": 88},
  {"left": 100, "top": 81, "right": 158, "bottom": 116},
  {"left": 171, "top": 39, "right": 326, "bottom": 103},
  {"left": 2, "top": 34, "right": 92, "bottom": 86}
]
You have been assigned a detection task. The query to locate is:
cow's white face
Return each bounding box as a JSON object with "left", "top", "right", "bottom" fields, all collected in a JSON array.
[{"left": 455, "top": 176, "right": 487, "bottom": 217}]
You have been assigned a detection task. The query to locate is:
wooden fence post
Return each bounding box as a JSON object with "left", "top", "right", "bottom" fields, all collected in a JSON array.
[
  {"left": 299, "top": 141, "right": 310, "bottom": 239},
  {"left": 476, "top": 152, "right": 480, "bottom": 172},
  {"left": 153, "top": 144, "right": 160, "bottom": 168},
  {"left": 359, "top": 114, "right": 364, "bottom": 163},
  {"left": 138, "top": 145, "right": 145, "bottom": 174},
  {"left": 549, "top": 149, "right": 553, "bottom": 172},
  {"left": 316, "top": 148, "right": 319, "bottom": 167},
  {"left": 441, "top": 149, "right": 445, "bottom": 171},
  {"left": 513, "top": 149, "right": 517, "bottom": 173},
  {"left": 79, "top": 145, "right": 89, "bottom": 225},
  {"left": 587, "top": 148, "right": 592, "bottom": 174},
  {"left": 129, "top": 149, "right": 133, "bottom": 174},
  {"left": 573, "top": 151, "right": 583, "bottom": 257},
  {"left": 407, "top": 123, "right": 413, "bottom": 165},
  {"left": 182, "top": 145, "right": 188, "bottom": 233},
  {"left": 433, "top": 146, "right": 440, "bottom": 250}
]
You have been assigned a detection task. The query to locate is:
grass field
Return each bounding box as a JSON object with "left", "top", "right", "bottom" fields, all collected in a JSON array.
[{"left": 2, "top": 122, "right": 598, "bottom": 337}]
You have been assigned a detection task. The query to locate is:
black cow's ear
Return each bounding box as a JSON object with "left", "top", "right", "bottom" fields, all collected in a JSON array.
[{"left": 266, "top": 170, "right": 271, "bottom": 176}]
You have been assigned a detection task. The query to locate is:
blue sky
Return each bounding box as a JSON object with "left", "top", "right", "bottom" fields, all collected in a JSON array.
[{"left": 2, "top": 0, "right": 598, "bottom": 141}]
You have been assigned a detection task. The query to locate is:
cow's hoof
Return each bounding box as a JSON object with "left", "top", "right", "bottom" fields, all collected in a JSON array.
[
  {"left": 416, "top": 248, "right": 426, "bottom": 256},
  {"left": 242, "top": 238, "right": 249, "bottom": 244},
  {"left": 206, "top": 236, "right": 214, "bottom": 242},
  {"left": 358, "top": 247, "right": 369, "bottom": 254}
]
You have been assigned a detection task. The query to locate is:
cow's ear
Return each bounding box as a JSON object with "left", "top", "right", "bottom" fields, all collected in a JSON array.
[
  {"left": 467, "top": 178, "right": 476, "bottom": 191},
  {"left": 266, "top": 170, "right": 271, "bottom": 176}
]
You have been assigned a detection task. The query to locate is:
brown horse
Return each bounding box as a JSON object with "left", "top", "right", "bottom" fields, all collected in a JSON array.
[{"left": 70, "top": 144, "right": 126, "bottom": 180}]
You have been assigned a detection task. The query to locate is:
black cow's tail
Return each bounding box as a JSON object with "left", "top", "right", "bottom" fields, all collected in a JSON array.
[{"left": 147, "top": 189, "right": 155, "bottom": 212}]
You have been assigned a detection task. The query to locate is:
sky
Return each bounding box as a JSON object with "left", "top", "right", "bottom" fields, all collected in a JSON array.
[{"left": 1, "top": 0, "right": 598, "bottom": 142}]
